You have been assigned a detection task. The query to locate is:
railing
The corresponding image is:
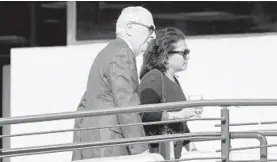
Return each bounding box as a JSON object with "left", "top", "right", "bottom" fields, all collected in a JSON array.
[{"left": 0, "top": 99, "right": 277, "bottom": 162}]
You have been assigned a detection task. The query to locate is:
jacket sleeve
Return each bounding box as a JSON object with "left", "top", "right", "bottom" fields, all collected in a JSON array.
[
  {"left": 139, "top": 71, "right": 164, "bottom": 122},
  {"left": 108, "top": 52, "right": 148, "bottom": 154},
  {"left": 108, "top": 53, "right": 140, "bottom": 107}
]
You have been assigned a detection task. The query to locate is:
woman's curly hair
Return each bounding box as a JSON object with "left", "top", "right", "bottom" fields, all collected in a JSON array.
[{"left": 139, "top": 27, "right": 186, "bottom": 80}]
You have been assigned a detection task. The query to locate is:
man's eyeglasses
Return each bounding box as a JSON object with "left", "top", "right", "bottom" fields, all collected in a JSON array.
[
  {"left": 129, "top": 21, "right": 155, "bottom": 35},
  {"left": 168, "top": 49, "right": 190, "bottom": 60}
]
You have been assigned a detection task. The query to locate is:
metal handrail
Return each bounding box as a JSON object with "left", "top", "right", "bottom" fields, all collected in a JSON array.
[
  {"left": 227, "top": 144, "right": 277, "bottom": 151},
  {"left": 0, "top": 117, "right": 222, "bottom": 139},
  {"left": 216, "top": 132, "right": 268, "bottom": 160},
  {"left": 228, "top": 160, "right": 277, "bottom": 162},
  {"left": 1, "top": 99, "right": 277, "bottom": 161},
  {"left": 233, "top": 130, "right": 277, "bottom": 136},
  {"left": 216, "top": 121, "right": 277, "bottom": 162},
  {"left": 1, "top": 99, "right": 277, "bottom": 126},
  {"left": 215, "top": 121, "right": 277, "bottom": 127},
  {"left": 0, "top": 132, "right": 222, "bottom": 158},
  {"left": 157, "top": 156, "right": 223, "bottom": 162}
]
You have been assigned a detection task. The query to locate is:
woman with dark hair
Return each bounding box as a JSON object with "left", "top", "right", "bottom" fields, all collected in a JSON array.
[{"left": 139, "top": 27, "right": 203, "bottom": 159}]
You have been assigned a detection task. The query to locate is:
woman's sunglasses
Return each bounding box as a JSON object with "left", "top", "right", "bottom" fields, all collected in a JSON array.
[{"left": 168, "top": 49, "right": 190, "bottom": 60}]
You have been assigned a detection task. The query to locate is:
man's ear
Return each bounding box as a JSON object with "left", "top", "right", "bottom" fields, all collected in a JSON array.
[{"left": 126, "top": 23, "right": 133, "bottom": 36}]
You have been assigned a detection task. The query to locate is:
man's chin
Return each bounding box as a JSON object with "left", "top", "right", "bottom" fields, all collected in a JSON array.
[
  {"left": 181, "top": 66, "right": 187, "bottom": 71},
  {"left": 138, "top": 48, "right": 147, "bottom": 55},
  {"left": 137, "top": 41, "right": 150, "bottom": 55},
  {"left": 145, "top": 41, "right": 151, "bottom": 48},
  {"left": 137, "top": 52, "right": 144, "bottom": 56},
  {"left": 142, "top": 42, "right": 151, "bottom": 50}
]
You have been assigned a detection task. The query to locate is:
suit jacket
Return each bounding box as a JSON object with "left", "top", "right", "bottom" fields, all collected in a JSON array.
[{"left": 72, "top": 38, "right": 148, "bottom": 160}]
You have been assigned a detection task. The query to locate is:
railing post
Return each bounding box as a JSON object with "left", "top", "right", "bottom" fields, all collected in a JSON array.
[
  {"left": 230, "top": 132, "right": 267, "bottom": 161},
  {"left": 257, "top": 133, "right": 268, "bottom": 161},
  {"left": 159, "top": 140, "right": 175, "bottom": 160},
  {"left": 221, "top": 107, "right": 230, "bottom": 162}
]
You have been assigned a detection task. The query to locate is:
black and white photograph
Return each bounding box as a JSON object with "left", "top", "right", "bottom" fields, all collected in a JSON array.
[{"left": 1, "top": 1, "right": 277, "bottom": 162}]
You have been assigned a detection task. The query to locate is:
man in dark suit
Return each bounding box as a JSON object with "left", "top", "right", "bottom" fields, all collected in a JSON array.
[{"left": 72, "top": 6, "right": 156, "bottom": 160}]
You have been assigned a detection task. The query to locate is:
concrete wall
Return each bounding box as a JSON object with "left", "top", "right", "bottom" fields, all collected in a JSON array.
[{"left": 7, "top": 33, "right": 277, "bottom": 162}]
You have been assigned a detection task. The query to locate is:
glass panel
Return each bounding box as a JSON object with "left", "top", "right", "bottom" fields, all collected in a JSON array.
[{"left": 76, "top": 1, "right": 277, "bottom": 41}]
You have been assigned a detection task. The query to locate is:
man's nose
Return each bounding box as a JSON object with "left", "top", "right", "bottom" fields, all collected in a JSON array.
[
  {"left": 148, "top": 32, "right": 156, "bottom": 41},
  {"left": 151, "top": 32, "right": 156, "bottom": 39}
]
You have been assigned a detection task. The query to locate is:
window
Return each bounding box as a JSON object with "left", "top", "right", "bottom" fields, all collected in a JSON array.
[{"left": 74, "top": 1, "right": 277, "bottom": 41}]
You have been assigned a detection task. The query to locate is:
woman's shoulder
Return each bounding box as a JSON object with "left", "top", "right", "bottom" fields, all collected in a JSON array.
[
  {"left": 141, "top": 69, "right": 163, "bottom": 81},
  {"left": 139, "top": 69, "right": 163, "bottom": 93}
]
